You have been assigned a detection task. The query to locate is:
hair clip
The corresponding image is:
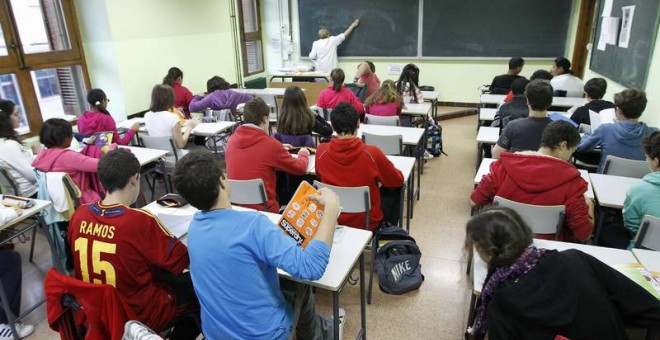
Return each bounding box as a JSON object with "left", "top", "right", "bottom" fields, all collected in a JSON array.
[{"left": 95, "top": 101, "right": 101, "bottom": 105}]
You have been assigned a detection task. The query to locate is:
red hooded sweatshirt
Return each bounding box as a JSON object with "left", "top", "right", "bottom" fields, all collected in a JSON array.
[
  {"left": 316, "top": 137, "right": 403, "bottom": 230},
  {"left": 471, "top": 151, "right": 592, "bottom": 241},
  {"left": 225, "top": 124, "right": 309, "bottom": 212}
]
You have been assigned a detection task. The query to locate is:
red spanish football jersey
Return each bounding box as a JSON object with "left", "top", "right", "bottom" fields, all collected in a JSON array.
[{"left": 68, "top": 202, "right": 189, "bottom": 332}]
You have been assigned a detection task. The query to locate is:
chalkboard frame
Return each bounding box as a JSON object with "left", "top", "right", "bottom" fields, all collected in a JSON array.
[{"left": 589, "top": 0, "right": 660, "bottom": 89}]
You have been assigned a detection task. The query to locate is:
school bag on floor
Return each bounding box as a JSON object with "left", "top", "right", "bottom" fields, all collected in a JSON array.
[
  {"left": 426, "top": 123, "right": 446, "bottom": 157},
  {"left": 374, "top": 225, "right": 424, "bottom": 295}
]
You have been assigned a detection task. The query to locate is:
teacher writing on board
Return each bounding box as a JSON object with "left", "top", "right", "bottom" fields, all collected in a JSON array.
[{"left": 309, "top": 19, "right": 360, "bottom": 73}]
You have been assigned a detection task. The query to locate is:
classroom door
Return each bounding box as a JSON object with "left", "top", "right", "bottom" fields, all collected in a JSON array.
[{"left": 0, "top": 0, "right": 90, "bottom": 136}]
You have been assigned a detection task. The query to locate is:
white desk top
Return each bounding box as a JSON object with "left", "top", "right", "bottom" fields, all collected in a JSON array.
[
  {"left": 421, "top": 91, "right": 439, "bottom": 101},
  {"left": 120, "top": 146, "right": 169, "bottom": 166},
  {"left": 401, "top": 102, "right": 432, "bottom": 116},
  {"left": 479, "top": 108, "right": 497, "bottom": 121},
  {"left": 474, "top": 158, "right": 496, "bottom": 184},
  {"left": 143, "top": 202, "right": 372, "bottom": 292},
  {"left": 0, "top": 199, "right": 51, "bottom": 231},
  {"left": 480, "top": 94, "right": 505, "bottom": 104},
  {"left": 551, "top": 97, "right": 587, "bottom": 108},
  {"left": 270, "top": 72, "right": 331, "bottom": 81},
  {"left": 632, "top": 249, "right": 660, "bottom": 273},
  {"left": 116, "top": 117, "right": 145, "bottom": 130},
  {"left": 589, "top": 173, "right": 642, "bottom": 209},
  {"left": 235, "top": 88, "right": 287, "bottom": 96},
  {"left": 473, "top": 238, "right": 639, "bottom": 293},
  {"left": 476, "top": 126, "right": 499, "bottom": 144},
  {"left": 191, "top": 121, "right": 236, "bottom": 136},
  {"left": 386, "top": 156, "right": 415, "bottom": 182},
  {"left": 579, "top": 170, "right": 594, "bottom": 200},
  {"left": 358, "top": 124, "right": 424, "bottom": 146}
]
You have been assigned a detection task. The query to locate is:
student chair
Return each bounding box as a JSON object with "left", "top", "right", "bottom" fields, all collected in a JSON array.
[
  {"left": 139, "top": 136, "right": 179, "bottom": 199},
  {"left": 228, "top": 179, "right": 268, "bottom": 211},
  {"left": 345, "top": 83, "right": 367, "bottom": 102},
  {"left": 312, "top": 181, "right": 380, "bottom": 304},
  {"left": 0, "top": 168, "right": 19, "bottom": 195},
  {"left": 602, "top": 155, "right": 651, "bottom": 179},
  {"left": 361, "top": 132, "right": 403, "bottom": 156},
  {"left": 314, "top": 107, "right": 332, "bottom": 121},
  {"left": 494, "top": 196, "right": 566, "bottom": 240},
  {"left": 632, "top": 215, "right": 660, "bottom": 251},
  {"left": 364, "top": 114, "right": 400, "bottom": 126}
]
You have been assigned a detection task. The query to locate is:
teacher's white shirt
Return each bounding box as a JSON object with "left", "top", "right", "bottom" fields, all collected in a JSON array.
[{"left": 309, "top": 33, "right": 345, "bottom": 73}]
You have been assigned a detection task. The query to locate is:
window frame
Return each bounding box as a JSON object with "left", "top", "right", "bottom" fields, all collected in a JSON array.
[{"left": 236, "top": 0, "right": 265, "bottom": 77}]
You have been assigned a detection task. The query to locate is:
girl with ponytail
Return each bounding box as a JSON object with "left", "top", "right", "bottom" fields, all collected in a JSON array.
[
  {"left": 78, "top": 88, "right": 139, "bottom": 145},
  {"left": 316, "top": 68, "right": 364, "bottom": 118},
  {"left": 364, "top": 80, "right": 403, "bottom": 116},
  {"left": 163, "top": 67, "right": 193, "bottom": 118}
]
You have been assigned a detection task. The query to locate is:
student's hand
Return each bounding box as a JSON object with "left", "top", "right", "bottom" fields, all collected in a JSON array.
[
  {"left": 11, "top": 207, "right": 23, "bottom": 216},
  {"left": 352, "top": 19, "right": 360, "bottom": 27},
  {"left": 30, "top": 142, "right": 42, "bottom": 154},
  {"left": 310, "top": 188, "right": 340, "bottom": 219},
  {"left": 185, "top": 118, "right": 200, "bottom": 132},
  {"left": 130, "top": 122, "right": 141, "bottom": 131},
  {"left": 283, "top": 143, "right": 294, "bottom": 150},
  {"left": 297, "top": 147, "right": 310, "bottom": 157}
]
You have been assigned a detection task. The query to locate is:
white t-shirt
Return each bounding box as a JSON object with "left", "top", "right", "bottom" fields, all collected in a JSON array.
[
  {"left": 144, "top": 110, "right": 180, "bottom": 137},
  {"left": 0, "top": 138, "right": 37, "bottom": 197},
  {"left": 309, "top": 33, "right": 345, "bottom": 73},
  {"left": 551, "top": 74, "right": 585, "bottom": 98}
]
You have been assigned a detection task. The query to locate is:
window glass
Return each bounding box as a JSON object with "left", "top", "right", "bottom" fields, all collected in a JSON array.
[
  {"left": 245, "top": 40, "right": 263, "bottom": 74},
  {"left": 0, "top": 23, "right": 8, "bottom": 56},
  {"left": 10, "top": 0, "right": 71, "bottom": 54},
  {"left": 0, "top": 74, "right": 30, "bottom": 134},
  {"left": 30, "top": 65, "right": 86, "bottom": 122},
  {"left": 241, "top": 0, "right": 259, "bottom": 33}
]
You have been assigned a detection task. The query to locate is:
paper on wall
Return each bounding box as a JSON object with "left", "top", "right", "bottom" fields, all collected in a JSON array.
[
  {"left": 597, "top": 16, "right": 620, "bottom": 51},
  {"left": 601, "top": 0, "right": 613, "bottom": 17},
  {"left": 618, "top": 6, "right": 635, "bottom": 48}
]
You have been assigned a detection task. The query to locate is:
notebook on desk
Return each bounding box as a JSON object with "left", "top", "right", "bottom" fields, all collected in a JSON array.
[
  {"left": 548, "top": 112, "right": 578, "bottom": 127},
  {"left": 589, "top": 108, "right": 616, "bottom": 132}
]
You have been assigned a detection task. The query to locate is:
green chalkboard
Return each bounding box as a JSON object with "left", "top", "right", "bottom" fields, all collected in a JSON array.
[{"left": 590, "top": 0, "right": 660, "bottom": 89}]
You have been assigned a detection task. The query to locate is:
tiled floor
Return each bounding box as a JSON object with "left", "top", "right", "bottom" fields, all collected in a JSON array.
[{"left": 14, "top": 115, "right": 479, "bottom": 339}]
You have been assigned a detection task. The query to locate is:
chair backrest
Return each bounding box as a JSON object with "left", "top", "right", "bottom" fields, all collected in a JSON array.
[
  {"left": 345, "top": 83, "right": 367, "bottom": 102},
  {"left": 273, "top": 133, "right": 316, "bottom": 148},
  {"left": 314, "top": 107, "right": 332, "bottom": 121},
  {"left": 228, "top": 179, "right": 268, "bottom": 211},
  {"left": 494, "top": 196, "right": 566, "bottom": 239},
  {"left": 139, "top": 135, "right": 180, "bottom": 161},
  {"left": 313, "top": 180, "right": 370, "bottom": 230},
  {"left": 633, "top": 215, "right": 660, "bottom": 251},
  {"left": 0, "top": 167, "right": 19, "bottom": 195},
  {"left": 63, "top": 175, "right": 80, "bottom": 210},
  {"left": 364, "top": 114, "right": 400, "bottom": 126},
  {"left": 602, "top": 155, "right": 651, "bottom": 179},
  {"left": 361, "top": 132, "right": 403, "bottom": 156}
]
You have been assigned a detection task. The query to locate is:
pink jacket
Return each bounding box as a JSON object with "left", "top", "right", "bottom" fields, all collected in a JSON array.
[
  {"left": 317, "top": 87, "right": 365, "bottom": 114},
  {"left": 78, "top": 111, "right": 136, "bottom": 146},
  {"left": 33, "top": 148, "right": 101, "bottom": 204}
]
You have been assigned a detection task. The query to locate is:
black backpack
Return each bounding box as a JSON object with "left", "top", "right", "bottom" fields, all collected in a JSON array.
[{"left": 374, "top": 226, "right": 424, "bottom": 295}]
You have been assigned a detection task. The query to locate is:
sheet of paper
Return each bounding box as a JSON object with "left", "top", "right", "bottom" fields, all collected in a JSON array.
[
  {"left": 597, "top": 35, "right": 607, "bottom": 51},
  {"left": 618, "top": 6, "right": 635, "bottom": 48},
  {"left": 601, "top": 0, "right": 613, "bottom": 17},
  {"left": 603, "top": 17, "right": 620, "bottom": 45}
]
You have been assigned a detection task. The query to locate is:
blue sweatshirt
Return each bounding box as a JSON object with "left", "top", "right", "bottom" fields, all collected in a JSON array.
[
  {"left": 187, "top": 209, "right": 330, "bottom": 340},
  {"left": 623, "top": 171, "right": 660, "bottom": 236},
  {"left": 577, "top": 121, "right": 657, "bottom": 173}
]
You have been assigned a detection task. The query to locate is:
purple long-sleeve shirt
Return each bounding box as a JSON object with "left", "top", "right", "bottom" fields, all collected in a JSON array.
[{"left": 188, "top": 89, "right": 253, "bottom": 113}]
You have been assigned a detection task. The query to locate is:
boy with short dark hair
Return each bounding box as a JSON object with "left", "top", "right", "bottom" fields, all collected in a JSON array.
[
  {"left": 577, "top": 89, "right": 658, "bottom": 172},
  {"left": 472, "top": 120, "right": 594, "bottom": 242},
  {"left": 315, "top": 102, "right": 404, "bottom": 230},
  {"left": 68, "top": 150, "right": 198, "bottom": 339},
  {"left": 569, "top": 78, "right": 616, "bottom": 126},
  {"left": 489, "top": 57, "right": 525, "bottom": 94},
  {"left": 225, "top": 97, "right": 309, "bottom": 212},
  {"left": 493, "top": 78, "right": 529, "bottom": 128},
  {"left": 493, "top": 79, "right": 553, "bottom": 158},
  {"left": 172, "top": 150, "right": 340, "bottom": 339}
]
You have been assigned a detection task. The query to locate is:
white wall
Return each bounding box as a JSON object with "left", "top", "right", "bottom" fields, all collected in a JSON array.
[{"left": 75, "top": 0, "right": 240, "bottom": 120}]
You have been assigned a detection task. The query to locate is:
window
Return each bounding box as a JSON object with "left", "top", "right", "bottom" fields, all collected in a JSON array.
[
  {"left": 237, "top": 0, "right": 264, "bottom": 76},
  {"left": 0, "top": 0, "right": 89, "bottom": 135}
]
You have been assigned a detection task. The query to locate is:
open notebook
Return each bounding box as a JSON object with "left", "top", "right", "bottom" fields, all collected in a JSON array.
[{"left": 589, "top": 108, "right": 616, "bottom": 132}]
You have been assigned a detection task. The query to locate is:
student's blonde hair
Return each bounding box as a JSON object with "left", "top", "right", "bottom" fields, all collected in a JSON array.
[{"left": 364, "top": 80, "right": 402, "bottom": 107}]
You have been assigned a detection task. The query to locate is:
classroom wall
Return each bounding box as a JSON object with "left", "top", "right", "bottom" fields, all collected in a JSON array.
[{"left": 74, "top": 0, "right": 240, "bottom": 121}]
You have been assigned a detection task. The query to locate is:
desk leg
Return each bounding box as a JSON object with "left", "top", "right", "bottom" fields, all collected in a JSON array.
[
  {"left": 465, "top": 292, "right": 477, "bottom": 340},
  {"left": 594, "top": 206, "right": 606, "bottom": 245},
  {"left": 399, "top": 182, "right": 405, "bottom": 230},
  {"left": 405, "top": 167, "right": 412, "bottom": 231},
  {"left": 359, "top": 253, "right": 366, "bottom": 340},
  {"left": 332, "top": 291, "right": 340, "bottom": 340},
  {"left": 475, "top": 142, "right": 483, "bottom": 172},
  {"left": 37, "top": 215, "right": 66, "bottom": 274}
]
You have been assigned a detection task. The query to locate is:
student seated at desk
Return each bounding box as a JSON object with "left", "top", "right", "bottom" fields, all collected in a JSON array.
[
  {"left": 622, "top": 131, "right": 660, "bottom": 244},
  {"left": 277, "top": 85, "right": 332, "bottom": 140},
  {"left": 577, "top": 89, "right": 658, "bottom": 173},
  {"left": 172, "top": 150, "right": 341, "bottom": 340},
  {"left": 353, "top": 61, "right": 380, "bottom": 98},
  {"left": 226, "top": 98, "right": 309, "bottom": 212},
  {"left": 489, "top": 56, "right": 525, "bottom": 95},
  {"left": 77, "top": 89, "right": 140, "bottom": 145},
  {"left": 466, "top": 207, "right": 660, "bottom": 340},
  {"left": 188, "top": 76, "right": 252, "bottom": 114},
  {"left": 492, "top": 79, "right": 553, "bottom": 159},
  {"left": 364, "top": 80, "right": 403, "bottom": 117},
  {"left": 0, "top": 100, "right": 39, "bottom": 198},
  {"left": 33, "top": 119, "right": 103, "bottom": 204},
  {"left": 491, "top": 78, "right": 529, "bottom": 128},
  {"left": 317, "top": 68, "right": 365, "bottom": 118},
  {"left": 395, "top": 63, "right": 423, "bottom": 104},
  {"left": 502, "top": 69, "right": 553, "bottom": 103},
  {"left": 569, "top": 78, "right": 615, "bottom": 127},
  {"left": 316, "top": 103, "right": 404, "bottom": 230},
  {"left": 67, "top": 150, "right": 199, "bottom": 339},
  {"left": 550, "top": 57, "right": 584, "bottom": 98},
  {"left": 163, "top": 67, "right": 193, "bottom": 118},
  {"left": 471, "top": 121, "right": 594, "bottom": 242}
]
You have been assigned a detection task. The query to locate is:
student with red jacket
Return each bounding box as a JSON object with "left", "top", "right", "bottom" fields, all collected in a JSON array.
[
  {"left": 163, "top": 67, "right": 194, "bottom": 118},
  {"left": 316, "top": 103, "right": 404, "bottom": 230},
  {"left": 225, "top": 97, "right": 309, "bottom": 213},
  {"left": 470, "top": 120, "right": 594, "bottom": 242},
  {"left": 317, "top": 68, "right": 365, "bottom": 117}
]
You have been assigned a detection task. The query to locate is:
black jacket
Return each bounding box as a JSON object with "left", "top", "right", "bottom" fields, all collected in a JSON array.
[
  {"left": 490, "top": 74, "right": 524, "bottom": 94},
  {"left": 487, "top": 249, "right": 660, "bottom": 340},
  {"left": 570, "top": 100, "right": 616, "bottom": 126}
]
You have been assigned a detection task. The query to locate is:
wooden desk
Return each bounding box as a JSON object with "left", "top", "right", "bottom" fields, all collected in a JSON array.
[
  {"left": 476, "top": 127, "right": 499, "bottom": 144},
  {"left": 480, "top": 94, "right": 505, "bottom": 105},
  {"left": 479, "top": 108, "right": 497, "bottom": 122},
  {"left": 421, "top": 91, "right": 439, "bottom": 119},
  {"left": 474, "top": 158, "right": 496, "bottom": 185},
  {"left": 633, "top": 249, "right": 660, "bottom": 273},
  {"left": 143, "top": 202, "right": 371, "bottom": 340},
  {"left": 269, "top": 72, "right": 331, "bottom": 82},
  {"left": 401, "top": 102, "right": 432, "bottom": 117}
]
